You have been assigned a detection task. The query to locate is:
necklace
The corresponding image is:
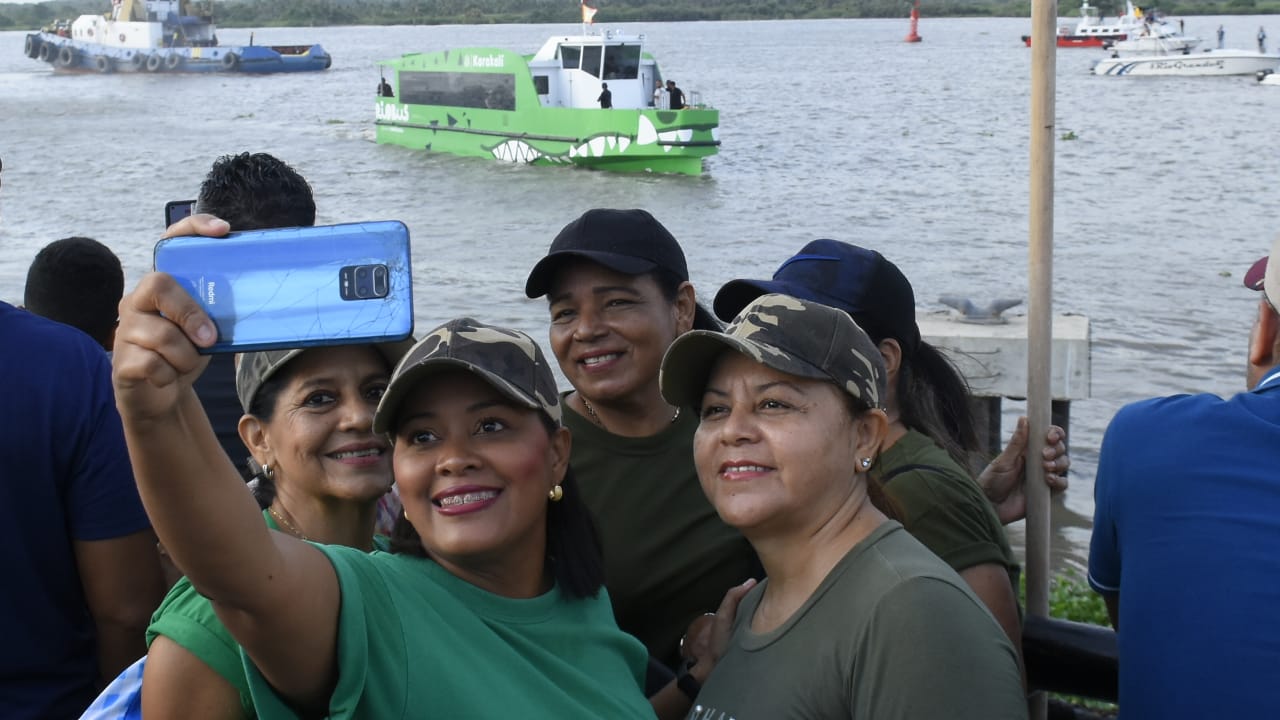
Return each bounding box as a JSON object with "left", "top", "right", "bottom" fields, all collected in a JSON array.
[
  {"left": 579, "top": 394, "right": 680, "bottom": 431},
  {"left": 268, "top": 506, "right": 309, "bottom": 541}
]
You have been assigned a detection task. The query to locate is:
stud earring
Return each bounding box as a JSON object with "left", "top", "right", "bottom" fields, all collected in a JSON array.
[
  {"left": 548, "top": 484, "right": 564, "bottom": 502},
  {"left": 859, "top": 458, "right": 872, "bottom": 470},
  {"left": 262, "top": 462, "right": 275, "bottom": 480}
]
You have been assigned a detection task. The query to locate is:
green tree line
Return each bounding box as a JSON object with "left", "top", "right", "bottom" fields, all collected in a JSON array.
[{"left": 3, "top": 0, "right": 1277, "bottom": 31}]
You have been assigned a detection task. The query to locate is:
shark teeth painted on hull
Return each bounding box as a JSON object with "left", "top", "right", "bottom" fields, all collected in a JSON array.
[
  {"left": 617, "top": 137, "right": 630, "bottom": 153},
  {"left": 658, "top": 130, "right": 678, "bottom": 152},
  {"left": 589, "top": 137, "right": 607, "bottom": 156},
  {"left": 637, "top": 115, "right": 658, "bottom": 145},
  {"left": 492, "top": 139, "right": 543, "bottom": 164}
]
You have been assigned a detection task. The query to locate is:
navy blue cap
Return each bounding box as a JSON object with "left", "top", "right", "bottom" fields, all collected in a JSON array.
[
  {"left": 713, "top": 240, "right": 921, "bottom": 353},
  {"left": 524, "top": 209, "right": 688, "bottom": 298}
]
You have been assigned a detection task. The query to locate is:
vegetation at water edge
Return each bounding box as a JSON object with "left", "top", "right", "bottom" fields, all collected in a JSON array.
[{"left": 2, "top": 0, "right": 1279, "bottom": 31}]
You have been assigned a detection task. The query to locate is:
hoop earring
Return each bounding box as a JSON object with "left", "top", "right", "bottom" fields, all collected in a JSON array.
[{"left": 548, "top": 484, "right": 564, "bottom": 502}]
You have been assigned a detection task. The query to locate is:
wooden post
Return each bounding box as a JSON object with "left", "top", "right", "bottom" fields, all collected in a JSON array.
[{"left": 1027, "top": 0, "right": 1057, "bottom": 718}]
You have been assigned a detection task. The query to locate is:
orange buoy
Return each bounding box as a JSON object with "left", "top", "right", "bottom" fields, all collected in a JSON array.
[{"left": 905, "top": 0, "right": 922, "bottom": 43}]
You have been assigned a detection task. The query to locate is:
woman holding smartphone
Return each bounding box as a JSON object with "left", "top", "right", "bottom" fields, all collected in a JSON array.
[{"left": 112, "top": 266, "right": 729, "bottom": 717}]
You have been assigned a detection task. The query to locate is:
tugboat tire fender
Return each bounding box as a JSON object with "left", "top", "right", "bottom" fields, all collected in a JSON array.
[
  {"left": 94, "top": 55, "right": 112, "bottom": 73},
  {"left": 24, "top": 35, "right": 40, "bottom": 59},
  {"left": 57, "top": 46, "right": 75, "bottom": 67},
  {"left": 221, "top": 52, "right": 239, "bottom": 70},
  {"left": 129, "top": 52, "right": 145, "bottom": 70},
  {"left": 38, "top": 42, "right": 54, "bottom": 63},
  {"left": 165, "top": 53, "right": 181, "bottom": 70},
  {"left": 146, "top": 53, "right": 162, "bottom": 72}
]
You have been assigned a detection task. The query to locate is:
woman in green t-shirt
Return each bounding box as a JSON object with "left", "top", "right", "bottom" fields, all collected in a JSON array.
[
  {"left": 524, "top": 208, "right": 759, "bottom": 681},
  {"left": 143, "top": 340, "right": 409, "bottom": 719},
  {"left": 112, "top": 267, "right": 720, "bottom": 718}
]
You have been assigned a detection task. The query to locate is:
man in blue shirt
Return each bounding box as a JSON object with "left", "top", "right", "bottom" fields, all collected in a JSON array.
[
  {"left": 1088, "top": 237, "right": 1280, "bottom": 717},
  {"left": 0, "top": 303, "right": 164, "bottom": 718}
]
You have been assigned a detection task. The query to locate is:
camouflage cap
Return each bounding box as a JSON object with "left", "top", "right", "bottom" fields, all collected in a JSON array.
[
  {"left": 235, "top": 338, "right": 416, "bottom": 415},
  {"left": 660, "top": 293, "right": 886, "bottom": 411},
  {"left": 373, "top": 318, "right": 562, "bottom": 435}
]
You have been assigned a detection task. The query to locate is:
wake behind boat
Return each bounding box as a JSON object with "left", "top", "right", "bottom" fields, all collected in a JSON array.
[
  {"left": 22, "top": 0, "right": 331, "bottom": 74},
  {"left": 373, "top": 29, "right": 720, "bottom": 175}
]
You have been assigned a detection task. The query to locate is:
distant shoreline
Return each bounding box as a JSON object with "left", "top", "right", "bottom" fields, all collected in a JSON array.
[{"left": 2, "top": 0, "right": 1277, "bottom": 33}]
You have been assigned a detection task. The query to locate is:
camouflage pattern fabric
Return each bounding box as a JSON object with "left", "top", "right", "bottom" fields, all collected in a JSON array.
[
  {"left": 660, "top": 293, "right": 886, "bottom": 410},
  {"left": 374, "top": 317, "right": 562, "bottom": 434},
  {"left": 236, "top": 339, "right": 414, "bottom": 414}
]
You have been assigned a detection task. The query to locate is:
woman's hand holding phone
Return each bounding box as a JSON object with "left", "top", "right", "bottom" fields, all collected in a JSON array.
[{"left": 113, "top": 272, "right": 217, "bottom": 425}]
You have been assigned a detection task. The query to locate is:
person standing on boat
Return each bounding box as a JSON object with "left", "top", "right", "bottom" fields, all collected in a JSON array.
[
  {"left": 598, "top": 82, "right": 612, "bottom": 109},
  {"left": 1087, "top": 237, "right": 1280, "bottom": 718},
  {"left": 1259, "top": 26, "right": 1267, "bottom": 53},
  {"left": 1219, "top": 24, "right": 1225, "bottom": 49},
  {"left": 652, "top": 79, "right": 668, "bottom": 109},
  {"left": 665, "top": 80, "right": 685, "bottom": 110}
]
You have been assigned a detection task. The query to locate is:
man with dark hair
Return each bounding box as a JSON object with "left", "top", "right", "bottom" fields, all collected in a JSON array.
[
  {"left": 665, "top": 79, "right": 685, "bottom": 110},
  {"left": 1088, "top": 236, "right": 1280, "bottom": 717},
  {"left": 186, "top": 152, "right": 316, "bottom": 474},
  {"left": 24, "top": 236, "right": 124, "bottom": 351},
  {"left": 194, "top": 152, "right": 316, "bottom": 232}
]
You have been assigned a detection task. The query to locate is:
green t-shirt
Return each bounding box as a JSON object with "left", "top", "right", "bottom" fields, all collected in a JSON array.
[
  {"left": 871, "top": 429, "right": 1019, "bottom": 588},
  {"left": 245, "top": 547, "right": 656, "bottom": 719},
  {"left": 691, "top": 523, "right": 1027, "bottom": 720},
  {"left": 565, "top": 401, "right": 759, "bottom": 669},
  {"left": 145, "top": 510, "right": 388, "bottom": 718}
]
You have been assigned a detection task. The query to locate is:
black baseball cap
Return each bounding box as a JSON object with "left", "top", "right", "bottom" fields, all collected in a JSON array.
[{"left": 524, "top": 208, "right": 689, "bottom": 298}]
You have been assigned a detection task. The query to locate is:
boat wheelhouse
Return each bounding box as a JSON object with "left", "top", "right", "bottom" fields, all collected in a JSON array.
[{"left": 374, "top": 30, "right": 720, "bottom": 175}]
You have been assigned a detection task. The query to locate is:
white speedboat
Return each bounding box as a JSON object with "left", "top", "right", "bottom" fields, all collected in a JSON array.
[
  {"left": 1105, "top": 29, "right": 1201, "bottom": 55},
  {"left": 1257, "top": 69, "right": 1280, "bottom": 85},
  {"left": 1093, "top": 47, "right": 1280, "bottom": 76}
]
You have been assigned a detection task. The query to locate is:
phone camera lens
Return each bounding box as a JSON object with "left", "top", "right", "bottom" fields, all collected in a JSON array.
[{"left": 373, "top": 266, "right": 388, "bottom": 297}]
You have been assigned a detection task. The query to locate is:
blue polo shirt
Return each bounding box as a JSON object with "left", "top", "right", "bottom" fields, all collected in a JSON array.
[
  {"left": 0, "top": 303, "right": 151, "bottom": 719},
  {"left": 1088, "top": 366, "right": 1280, "bottom": 718}
]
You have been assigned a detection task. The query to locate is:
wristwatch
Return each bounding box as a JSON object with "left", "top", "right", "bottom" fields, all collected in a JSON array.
[{"left": 676, "top": 662, "right": 702, "bottom": 701}]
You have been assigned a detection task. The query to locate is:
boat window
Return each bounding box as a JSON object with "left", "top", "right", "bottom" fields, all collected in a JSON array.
[
  {"left": 533, "top": 75, "right": 549, "bottom": 94},
  {"left": 560, "top": 46, "right": 581, "bottom": 69},
  {"left": 398, "top": 71, "right": 516, "bottom": 111},
  {"left": 603, "top": 44, "right": 641, "bottom": 79},
  {"left": 581, "top": 45, "right": 602, "bottom": 78}
]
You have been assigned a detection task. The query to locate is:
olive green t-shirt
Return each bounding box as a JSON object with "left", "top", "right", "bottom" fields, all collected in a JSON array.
[
  {"left": 872, "top": 428, "right": 1019, "bottom": 589},
  {"left": 691, "top": 522, "right": 1027, "bottom": 720},
  {"left": 565, "top": 400, "right": 758, "bottom": 669}
]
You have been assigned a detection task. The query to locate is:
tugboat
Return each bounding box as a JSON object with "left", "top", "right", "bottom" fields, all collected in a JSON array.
[
  {"left": 374, "top": 29, "right": 720, "bottom": 175},
  {"left": 22, "top": 0, "right": 331, "bottom": 74}
]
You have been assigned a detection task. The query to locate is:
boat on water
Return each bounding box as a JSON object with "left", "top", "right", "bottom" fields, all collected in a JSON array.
[
  {"left": 1022, "top": 0, "right": 1179, "bottom": 48},
  {"left": 1104, "top": 26, "right": 1201, "bottom": 54},
  {"left": 1255, "top": 69, "right": 1280, "bottom": 85},
  {"left": 1093, "top": 46, "right": 1280, "bottom": 76},
  {"left": 374, "top": 29, "right": 720, "bottom": 175},
  {"left": 22, "top": 0, "right": 330, "bottom": 74}
]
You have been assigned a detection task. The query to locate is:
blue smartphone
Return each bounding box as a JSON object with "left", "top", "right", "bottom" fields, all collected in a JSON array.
[{"left": 154, "top": 221, "right": 414, "bottom": 354}]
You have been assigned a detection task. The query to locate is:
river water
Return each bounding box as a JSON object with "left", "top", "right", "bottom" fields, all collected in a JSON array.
[{"left": 3, "top": 15, "right": 1279, "bottom": 573}]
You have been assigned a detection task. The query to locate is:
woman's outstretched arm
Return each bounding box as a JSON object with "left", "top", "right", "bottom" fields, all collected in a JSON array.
[{"left": 113, "top": 269, "right": 339, "bottom": 713}]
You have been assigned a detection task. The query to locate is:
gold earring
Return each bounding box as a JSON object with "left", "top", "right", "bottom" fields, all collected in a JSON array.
[
  {"left": 262, "top": 462, "right": 275, "bottom": 480},
  {"left": 548, "top": 484, "right": 564, "bottom": 502}
]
